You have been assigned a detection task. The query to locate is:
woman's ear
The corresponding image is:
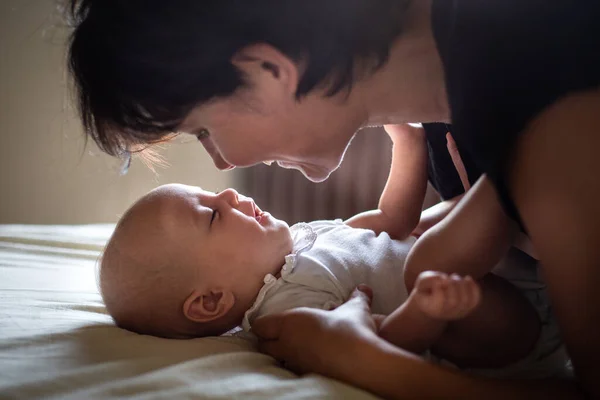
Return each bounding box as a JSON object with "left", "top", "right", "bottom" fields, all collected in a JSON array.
[
  {"left": 183, "top": 289, "right": 235, "bottom": 323},
  {"left": 231, "top": 43, "right": 300, "bottom": 97}
]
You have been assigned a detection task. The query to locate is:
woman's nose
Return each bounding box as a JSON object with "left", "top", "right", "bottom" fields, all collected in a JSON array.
[
  {"left": 211, "top": 152, "right": 235, "bottom": 170},
  {"left": 199, "top": 139, "right": 235, "bottom": 170}
]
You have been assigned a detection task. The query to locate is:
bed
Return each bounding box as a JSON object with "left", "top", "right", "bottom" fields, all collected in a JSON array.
[{"left": 0, "top": 224, "right": 377, "bottom": 400}]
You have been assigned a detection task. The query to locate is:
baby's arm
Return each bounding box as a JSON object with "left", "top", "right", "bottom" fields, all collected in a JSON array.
[
  {"left": 404, "top": 176, "right": 518, "bottom": 291},
  {"left": 411, "top": 193, "right": 464, "bottom": 238},
  {"left": 412, "top": 133, "right": 467, "bottom": 238},
  {"left": 379, "top": 271, "right": 480, "bottom": 355},
  {"left": 346, "top": 125, "right": 428, "bottom": 240}
]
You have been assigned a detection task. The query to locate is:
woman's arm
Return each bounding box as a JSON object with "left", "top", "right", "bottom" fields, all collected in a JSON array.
[
  {"left": 346, "top": 124, "right": 428, "bottom": 239},
  {"left": 253, "top": 287, "right": 582, "bottom": 400},
  {"left": 508, "top": 88, "right": 600, "bottom": 398},
  {"left": 356, "top": 339, "right": 580, "bottom": 400}
]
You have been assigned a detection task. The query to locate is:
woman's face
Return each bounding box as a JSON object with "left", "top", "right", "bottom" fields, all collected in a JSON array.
[{"left": 178, "top": 83, "right": 366, "bottom": 182}]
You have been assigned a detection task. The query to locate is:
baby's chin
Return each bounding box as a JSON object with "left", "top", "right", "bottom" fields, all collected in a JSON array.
[
  {"left": 281, "top": 226, "right": 294, "bottom": 252},
  {"left": 271, "top": 218, "right": 293, "bottom": 238}
]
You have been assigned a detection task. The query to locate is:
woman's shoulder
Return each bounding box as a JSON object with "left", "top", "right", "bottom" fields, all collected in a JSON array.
[
  {"left": 431, "top": 0, "right": 600, "bottom": 222},
  {"left": 524, "top": 87, "right": 600, "bottom": 140}
]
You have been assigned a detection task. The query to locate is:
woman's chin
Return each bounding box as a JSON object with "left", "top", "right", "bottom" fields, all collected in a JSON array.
[{"left": 276, "top": 161, "right": 335, "bottom": 183}]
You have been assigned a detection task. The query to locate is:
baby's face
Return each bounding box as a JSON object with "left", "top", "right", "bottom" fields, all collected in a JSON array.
[{"left": 135, "top": 184, "right": 293, "bottom": 298}]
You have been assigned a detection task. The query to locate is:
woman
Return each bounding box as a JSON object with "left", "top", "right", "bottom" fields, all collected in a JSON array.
[{"left": 67, "top": 0, "right": 599, "bottom": 397}]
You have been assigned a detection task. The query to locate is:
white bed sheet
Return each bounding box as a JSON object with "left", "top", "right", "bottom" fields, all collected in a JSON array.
[{"left": 0, "top": 224, "right": 377, "bottom": 400}]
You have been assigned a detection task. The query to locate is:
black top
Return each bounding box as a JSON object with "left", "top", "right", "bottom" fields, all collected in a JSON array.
[
  {"left": 424, "top": 122, "right": 480, "bottom": 200},
  {"left": 425, "top": 0, "right": 600, "bottom": 226}
]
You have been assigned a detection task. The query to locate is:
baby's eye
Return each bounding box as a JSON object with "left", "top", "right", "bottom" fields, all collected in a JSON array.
[
  {"left": 196, "top": 128, "right": 210, "bottom": 141},
  {"left": 210, "top": 209, "right": 218, "bottom": 225}
]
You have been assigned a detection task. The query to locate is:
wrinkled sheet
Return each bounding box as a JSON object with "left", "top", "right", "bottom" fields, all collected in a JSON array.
[{"left": 0, "top": 224, "right": 377, "bottom": 400}]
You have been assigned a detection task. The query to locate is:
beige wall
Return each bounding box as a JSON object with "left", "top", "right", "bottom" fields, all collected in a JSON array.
[{"left": 0, "top": 0, "right": 235, "bottom": 224}]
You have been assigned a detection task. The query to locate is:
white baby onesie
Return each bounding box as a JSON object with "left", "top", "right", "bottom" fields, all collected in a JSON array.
[
  {"left": 239, "top": 221, "right": 570, "bottom": 380},
  {"left": 241, "top": 220, "right": 415, "bottom": 331}
]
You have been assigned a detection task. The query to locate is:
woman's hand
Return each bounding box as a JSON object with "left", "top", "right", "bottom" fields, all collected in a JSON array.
[
  {"left": 252, "top": 286, "right": 384, "bottom": 379},
  {"left": 254, "top": 286, "right": 581, "bottom": 400}
]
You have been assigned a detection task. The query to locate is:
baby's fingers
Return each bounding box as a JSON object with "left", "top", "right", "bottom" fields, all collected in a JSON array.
[
  {"left": 454, "top": 274, "right": 473, "bottom": 309},
  {"left": 415, "top": 271, "right": 447, "bottom": 294},
  {"left": 464, "top": 276, "right": 482, "bottom": 311},
  {"left": 444, "top": 275, "right": 460, "bottom": 311},
  {"left": 452, "top": 275, "right": 481, "bottom": 316}
]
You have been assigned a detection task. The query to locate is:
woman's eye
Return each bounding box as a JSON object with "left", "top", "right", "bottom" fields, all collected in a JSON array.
[{"left": 196, "top": 129, "right": 210, "bottom": 141}]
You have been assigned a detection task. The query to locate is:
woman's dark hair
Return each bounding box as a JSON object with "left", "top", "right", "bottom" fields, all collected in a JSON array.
[{"left": 67, "top": 0, "right": 410, "bottom": 157}]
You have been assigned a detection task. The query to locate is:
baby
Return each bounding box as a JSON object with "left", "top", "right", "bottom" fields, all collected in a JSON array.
[{"left": 100, "top": 126, "right": 566, "bottom": 377}]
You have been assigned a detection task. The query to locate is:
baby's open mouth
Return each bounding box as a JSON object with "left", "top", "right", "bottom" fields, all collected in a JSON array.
[{"left": 252, "top": 202, "right": 264, "bottom": 221}]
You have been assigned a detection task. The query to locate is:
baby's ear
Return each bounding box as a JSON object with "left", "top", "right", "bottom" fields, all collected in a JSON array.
[{"left": 183, "top": 289, "right": 235, "bottom": 323}]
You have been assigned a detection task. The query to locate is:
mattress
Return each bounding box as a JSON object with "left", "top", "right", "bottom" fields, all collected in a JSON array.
[{"left": 0, "top": 224, "right": 377, "bottom": 400}]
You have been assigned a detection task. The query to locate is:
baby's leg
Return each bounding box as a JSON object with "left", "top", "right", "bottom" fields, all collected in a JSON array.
[
  {"left": 430, "top": 273, "right": 541, "bottom": 369},
  {"left": 380, "top": 271, "right": 540, "bottom": 369},
  {"left": 404, "top": 176, "right": 517, "bottom": 292},
  {"left": 399, "top": 177, "right": 539, "bottom": 367},
  {"left": 379, "top": 272, "right": 479, "bottom": 355}
]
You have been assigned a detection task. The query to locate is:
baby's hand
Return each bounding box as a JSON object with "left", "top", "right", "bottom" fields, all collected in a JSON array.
[{"left": 413, "top": 271, "right": 481, "bottom": 321}]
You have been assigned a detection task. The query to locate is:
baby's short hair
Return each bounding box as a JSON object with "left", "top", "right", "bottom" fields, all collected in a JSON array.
[
  {"left": 99, "top": 233, "right": 191, "bottom": 338},
  {"left": 99, "top": 204, "right": 210, "bottom": 339},
  {"left": 99, "top": 187, "right": 241, "bottom": 339}
]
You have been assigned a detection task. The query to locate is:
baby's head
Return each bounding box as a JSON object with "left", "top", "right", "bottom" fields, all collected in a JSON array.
[{"left": 100, "top": 184, "right": 292, "bottom": 338}]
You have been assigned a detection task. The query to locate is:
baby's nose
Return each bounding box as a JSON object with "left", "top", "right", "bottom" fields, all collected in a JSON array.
[
  {"left": 236, "top": 197, "right": 256, "bottom": 217},
  {"left": 218, "top": 188, "right": 240, "bottom": 205}
]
